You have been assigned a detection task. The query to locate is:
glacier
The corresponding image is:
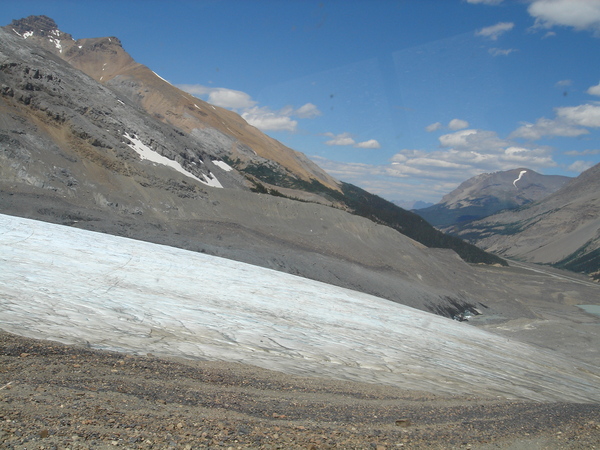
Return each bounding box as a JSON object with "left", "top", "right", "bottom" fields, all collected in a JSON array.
[{"left": 1, "top": 213, "right": 599, "bottom": 403}]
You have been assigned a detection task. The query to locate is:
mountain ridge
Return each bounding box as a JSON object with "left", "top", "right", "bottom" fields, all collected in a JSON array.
[
  {"left": 416, "top": 168, "right": 570, "bottom": 229},
  {"left": 1, "top": 15, "right": 504, "bottom": 267},
  {"left": 6, "top": 15, "right": 341, "bottom": 195},
  {"left": 459, "top": 163, "right": 600, "bottom": 275}
]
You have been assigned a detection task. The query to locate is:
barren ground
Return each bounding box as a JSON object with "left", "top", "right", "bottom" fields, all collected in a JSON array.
[{"left": 1, "top": 331, "right": 599, "bottom": 450}]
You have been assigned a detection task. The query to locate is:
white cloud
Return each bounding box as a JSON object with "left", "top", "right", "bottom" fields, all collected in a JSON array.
[
  {"left": 208, "top": 89, "right": 257, "bottom": 109},
  {"left": 475, "top": 22, "right": 515, "bottom": 40},
  {"left": 528, "top": 0, "right": 600, "bottom": 35},
  {"left": 587, "top": 82, "right": 600, "bottom": 96},
  {"left": 323, "top": 132, "right": 355, "bottom": 146},
  {"left": 511, "top": 117, "right": 589, "bottom": 140},
  {"left": 391, "top": 129, "right": 556, "bottom": 180},
  {"left": 438, "top": 129, "right": 504, "bottom": 151},
  {"left": 388, "top": 147, "right": 556, "bottom": 183},
  {"left": 322, "top": 132, "right": 380, "bottom": 148},
  {"left": 445, "top": 130, "right": 554, "bottom": 167},
  {"left": 489, "top": 47, "right": 518, "bottom": 56},
  {"left": 178, "top": 84, "right": 257, "bottom": 109},
  {"left": 309, "top": 155, "right": 457, "bottom": 202},
  {"left": 355, "top": 139, "right": 381, "bottom": 149},
  {"left": 556, "top": 103, "right": 600, "bottom": 127},
  {"left": 426, "top": 120, "right": 469, "bottom": 132},
  {"left": 567, "top": 160, "right": 595, "bottom": 172},
  {"left": 425, "top": 122, "right": 443, "bottom": 132},
  {"left": 510, "top": 103, "right": 600, "bottom": 140},
  {"left": 178, "top": 84, "right": 323, "bottom": 133},
  {"left": 448, "top": 118, "right": 470, "bottom": 130},
  {"left": 466, "top": 0, "right": 504, "bottom": 4},
  {"left": 564, "top": 148, "right": 600, "bottom": 156},
  {"left": 555, "top": 79, "right": 572, "bottom": 87},
  {"left": 295, "top": 103, "right": 322, "bottom": 118},
  {"left": 242, "top": 106, "right": 298, "bottom": 132}
]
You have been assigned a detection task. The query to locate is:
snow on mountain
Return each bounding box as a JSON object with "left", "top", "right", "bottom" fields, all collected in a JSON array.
[
  {"left": 416, "top": 168, "right": 570, "bottom": 229},
  {"left": 8, "top": 15, "right": 74, "bottom": 55},
  {"left": 464, "top": 162, "right": 600, "bottom": 273},
  {"left": 123, "top": 132, "right": 223, "bottom": 188},
  {"left": 1, "top": 213, "right": 599, "bottom": 403}
]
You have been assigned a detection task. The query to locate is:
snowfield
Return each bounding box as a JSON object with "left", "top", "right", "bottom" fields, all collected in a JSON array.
[{"left": 1, "top": 213, "right": 599, "bottom": 402}]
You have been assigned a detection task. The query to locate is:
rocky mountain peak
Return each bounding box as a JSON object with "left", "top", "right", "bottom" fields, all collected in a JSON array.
[
  {"left": 416, "top": 168, "right": 571, "bottom": 229},
  {"left": 6, "top": 15, "right": 74, "bottom": 54},
  {"left": 438, "top": 168, "right": 569, "bottom": 209},
  {"left": 8, "top": 15, "right": 73, "bottom": 41}
]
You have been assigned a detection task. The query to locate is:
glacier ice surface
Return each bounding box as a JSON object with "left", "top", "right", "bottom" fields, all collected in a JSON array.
[{"left": 1, "top": 213, "right": 599, "bottom": 402}]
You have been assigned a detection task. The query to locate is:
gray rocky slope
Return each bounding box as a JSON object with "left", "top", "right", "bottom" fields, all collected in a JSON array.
[{"left": 1, "top": 18, "right": 600, "bottom": 372}]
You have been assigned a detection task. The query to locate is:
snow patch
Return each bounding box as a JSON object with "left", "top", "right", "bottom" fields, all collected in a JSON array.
[
  {"left": 513, "top": 170, "right": 527, "bottom": 188},
  {"left": 48, "top": 37, "right": 62, "bottom": 53},
  {"left": 124, "top": 133, "right": 221, "bottom": 188},
  {"left": 212, "top": 160, "right": 233, "bottom": 172},
  {"left": 152, "top": 71, "right": 172, "bottom": 86},
  {"left": 22, "top": 31, "right": 34, "bottom": 39},
  {"left": 123, "top": 133, "right": 216, "bottom": 187},
  {"left": 202, "top": 172, "right": 223, "bottom": 188}
]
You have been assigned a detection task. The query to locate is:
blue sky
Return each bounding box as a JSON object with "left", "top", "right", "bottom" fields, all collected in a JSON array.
[{"left": 3, "top": 0, "right": 600, "bottom": 204}]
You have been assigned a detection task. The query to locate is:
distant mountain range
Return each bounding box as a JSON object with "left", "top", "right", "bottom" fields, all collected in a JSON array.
[
  {"left": 415, "top": 166, "right": 599, "bottom": 277},
  {"left": 416, "top": 168, "right": 570, "bottom": 229},
  {"left": 458, "top": 163, "right": 600, "bottom": 276}
]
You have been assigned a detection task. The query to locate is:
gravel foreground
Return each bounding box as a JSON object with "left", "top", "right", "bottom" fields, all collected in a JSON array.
[{"left": 1, "top": 331, "right": 599, "bottom": 450}]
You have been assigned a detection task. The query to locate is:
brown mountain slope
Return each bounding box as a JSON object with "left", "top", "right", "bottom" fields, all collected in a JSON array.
[
  {"left": 6, "top": 15, "right": 340, "bottom": 195},
  {"left": 104, "top": 61, "right": 338, "bottom": 192},
  {"left": 67, "top": 38, "right": 339, "bottom": 193}
]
